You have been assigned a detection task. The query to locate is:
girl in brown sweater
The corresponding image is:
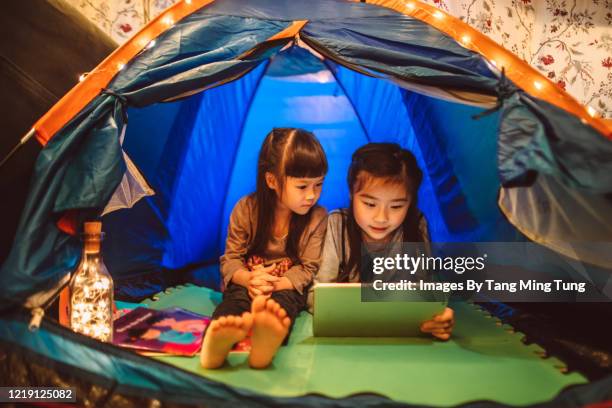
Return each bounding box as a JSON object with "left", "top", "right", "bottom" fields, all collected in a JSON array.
[{"left": 201, "top": 128, "right": 327, "bottom": 369}]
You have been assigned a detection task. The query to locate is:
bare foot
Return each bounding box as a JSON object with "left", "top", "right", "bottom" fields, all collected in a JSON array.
[
  {"left": 200, "top": 313, "right": 253, "bottom": 369},
  {"left": 248, "top": 296, "right": 291, "bottom": 369}
]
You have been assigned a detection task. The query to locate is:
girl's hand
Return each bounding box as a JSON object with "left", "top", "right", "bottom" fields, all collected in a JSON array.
[
  {"left": 420, "top": 307, "right": 454, "bottom": 341},
  {"left": 248, "top": 264, "right": 279, "bottom": 299},
  {"left": 231, "top": 267, "right": 277, "bottom": 298},
  {"left": 272, "top": 276, "right": 295, "bottom": 291}
]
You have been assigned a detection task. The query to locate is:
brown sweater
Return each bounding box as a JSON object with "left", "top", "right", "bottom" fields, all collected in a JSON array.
[{"left": 219, "top": 195, "right": 327, "bottom": 294}]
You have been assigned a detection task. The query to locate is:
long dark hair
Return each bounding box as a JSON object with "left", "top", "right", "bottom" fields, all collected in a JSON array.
[
  {"left": 340, "top": 143, "right": 424, "bottom": 282},
  {"left": 248, "top": 128, "right": 328, "bottom": 262}
]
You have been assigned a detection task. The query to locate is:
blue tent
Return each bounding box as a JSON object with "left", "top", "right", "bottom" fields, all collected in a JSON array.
[
  {"left": 1, "top": 0, "right": 611, "bottom": 406},
  {"left": 101, "top": 43, "right": 513, "bottom": 292}
]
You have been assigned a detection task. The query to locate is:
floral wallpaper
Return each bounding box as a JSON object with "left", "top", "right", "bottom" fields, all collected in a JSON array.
[
  {"left": 67, "top": 0, "right": 176, "bottom": 42},
  {"left": 66, "top": 0, "right": 612, "bottom": 117},
  {"left": 422, "top": 0, "right": 612, "bottom": 118},
  {"left": 531, "top": 0, "right": 611, "bottom": 118}
]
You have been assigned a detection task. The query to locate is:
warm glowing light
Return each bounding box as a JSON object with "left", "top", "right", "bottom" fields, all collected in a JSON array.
[
  {"left": 117, "top": 63, "right": 125, "bottom": 71},
  {"left": 146, "top": 40, "right": 156, "bottom": 49},
  {"left": 433, "top": 10, "right": 444, "bottom": 19},
  {"left": 163, "top": 16, "right": 174, "bottom": 26},
  {"left": 78, "top": 73, "right": 87, "bottom": 82},
  {"left": 69, "top": 224, "right": 113, "bottom": 343},
  {"left": 533, "top": 81, "right": 543, "bottom": 90},
  {"left": 185, "top": 0, "right": 192, "bottom": 4},
  {"left": 586, "top": 106, "right": 597, "bottom": 117},
  {"left": 405, "top": 2, "right": 415, "bottom": 10},
  {"left": 490, "top": 60, "right": 497, "bottom": 67},
  {"left": 461, "top": 35, "right": 471, "bottom": 45}
]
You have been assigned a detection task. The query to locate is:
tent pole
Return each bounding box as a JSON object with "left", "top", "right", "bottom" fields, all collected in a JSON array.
[{"left": 0, "top": 128, "right": 36, "bottom": 169}]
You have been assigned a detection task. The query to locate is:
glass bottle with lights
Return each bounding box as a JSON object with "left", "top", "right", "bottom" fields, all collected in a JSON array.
[{"left": 69, "top": 221, "right": 114, "bottom": 342}]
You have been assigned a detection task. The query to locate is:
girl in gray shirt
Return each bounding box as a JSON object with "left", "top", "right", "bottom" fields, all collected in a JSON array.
[{"left": 309, "top": 143, "right": 454, "bottom": 340}]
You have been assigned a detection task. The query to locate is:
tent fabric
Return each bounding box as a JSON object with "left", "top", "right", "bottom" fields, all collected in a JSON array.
[
  {"left": 365, "top": 0, "right": 611, "bottom": 139},
  {"left": 109, "top": 17, "right": 292, "bottom": 104},
  {"left": 101, "top": 140, "right": 155, "bottom": 216},
  {"left": 299, "top": 19, "right": 498, "bottom": 92},
  {"left": 0, "top": 14, "right": 295, "bottom": 305},
  {"left": 144, "top": 62, "right": 269, "bottom": 269},
  {"left": 28, "top": 0, "right": 611, "bottom": 145},
  {"left": 498, "top": 92, "right": 612, "bottom": 192},
  {"left": 1, "top": 0, "right": 612, "bottom": 405},
  {"left": 2, "top": 0, "right": 611, "bottom": 308},
  {"left": 499, "top": 175, "right": 612, "bottom": 271},
  {"left": 29, "top": 0, "right": 213, "bottom": 144},
  {"left": 495, "top": 91, "right": 612, "bottom": 266},
  {"left": 100, "top": 44, "right": 514, "bottom": 283}
]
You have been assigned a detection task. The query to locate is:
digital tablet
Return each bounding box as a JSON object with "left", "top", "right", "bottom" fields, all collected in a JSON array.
[{"left": 312, "top": 283, "right": 447, "bottom": 337}]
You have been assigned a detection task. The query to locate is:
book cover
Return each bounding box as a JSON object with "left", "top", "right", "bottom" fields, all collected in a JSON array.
[
  {"left": 113, "top": 300, "right": 145, "bottom": 321},
  {"left": 113, "top": 307, "right": 211, "bottom": 356}
]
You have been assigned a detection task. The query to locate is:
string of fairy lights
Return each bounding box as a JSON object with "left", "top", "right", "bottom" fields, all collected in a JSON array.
[
  {"left": 69, "top": 226, "right": 114, "bottom": 342},
  {"left": 70, "top": 272, "right": 113, "bottom": 341},
  {"left": 75, "top": 8, "right": 175, "bottom": 84},
  {"left": 400, "top": 0, "right": 601, "bottom": 121},
  {"left": 72, "top": 0, "right": 603, "bottom": 125}
]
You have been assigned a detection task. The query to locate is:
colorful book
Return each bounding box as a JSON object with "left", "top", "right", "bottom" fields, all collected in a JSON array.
[
  {"left": 113, "top": 300, "right": 146, "bottom": 321},
  {"left": 113, "top": 307, "right": 211, "bottom": 356}
]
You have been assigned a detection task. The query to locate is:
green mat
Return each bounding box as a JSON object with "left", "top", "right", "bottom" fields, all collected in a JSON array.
[{"left": 142, "top": 285, "right": 586, "bottom": 406}]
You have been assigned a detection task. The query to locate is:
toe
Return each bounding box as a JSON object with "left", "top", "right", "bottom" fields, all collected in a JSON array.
[
  {"left": 281, "top": 316, "right": 291, "bottom": 328},
  {"left": 277, "top": 308, "right": 287, "bottom": 319},
  {"left": 217, "top": 316, "right": 227, "bottom": 326},
  {"left": 252, "top": 295, "right": 267, "bottom": 313},
  {"left": 209, "top": 320, "right": 220, "bottom": 331},
  {"left": 265, "top": 298, "right": 277, "bottom": 312},
  {"left": 241, "top": 312, "right": 253, "bottom": 329}
]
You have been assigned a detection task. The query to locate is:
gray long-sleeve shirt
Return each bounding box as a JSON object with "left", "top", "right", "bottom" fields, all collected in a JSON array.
[{"left": 307, "top": 209, "right": 430, "bottom": 310}]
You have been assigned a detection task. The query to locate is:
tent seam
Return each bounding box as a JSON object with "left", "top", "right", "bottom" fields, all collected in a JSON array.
[{"left": 321, "top": 59, "right": 372, "bottom": 143}]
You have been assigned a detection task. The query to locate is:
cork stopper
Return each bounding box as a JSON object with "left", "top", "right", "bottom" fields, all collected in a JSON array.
[
  {"left": 84, "top": 221, "right": 102, "bottom": 235},
  {"left": 83, "top": 221, "right": 102, "bottom": 253}
]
